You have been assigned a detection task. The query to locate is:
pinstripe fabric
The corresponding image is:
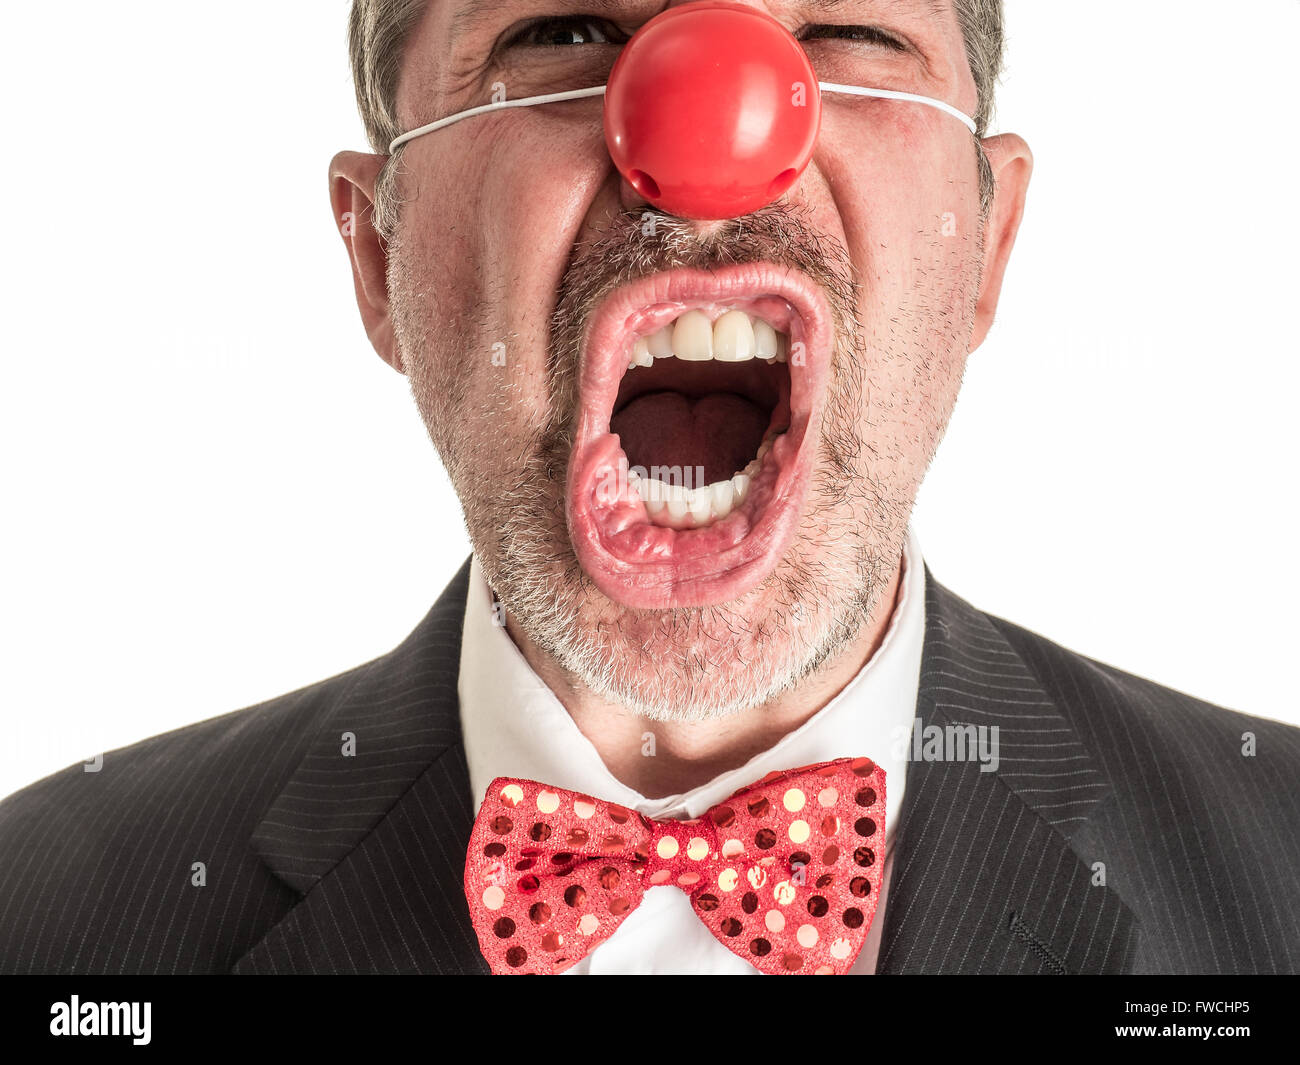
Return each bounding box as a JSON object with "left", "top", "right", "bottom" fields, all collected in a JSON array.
[
  {"left": 876, "top": 574, "right": 1300, "bottom": 974},
  {"left": 1, "top": 557, "right": 1296, "bottom": 974},
  {"left": 0, "top": 559, "right": 483, "bottom": 976}
]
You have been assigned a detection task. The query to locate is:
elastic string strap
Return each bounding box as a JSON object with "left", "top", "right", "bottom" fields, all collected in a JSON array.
[{"left": 388, "top": 83, "right": 976, "bottom": 153}]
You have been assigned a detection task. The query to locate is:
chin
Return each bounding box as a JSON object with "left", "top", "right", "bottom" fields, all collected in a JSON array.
[{"left": 482, "top": 455, "right": 904, "bottom": 722}]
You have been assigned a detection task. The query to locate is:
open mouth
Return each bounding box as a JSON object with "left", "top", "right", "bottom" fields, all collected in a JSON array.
[{"left": 567, "top": 263, "right": 834, "bottom": 609}]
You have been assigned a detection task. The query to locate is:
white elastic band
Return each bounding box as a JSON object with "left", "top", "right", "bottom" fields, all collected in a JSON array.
[
  {"left": 388, "top": 86, "right": 608, "bottom": 151},
  {"left": 817, "top": 82, "right": 977, "bottom": 134},
  {"left": 388, "top": 82, "right": 975, "bottom": 153}
]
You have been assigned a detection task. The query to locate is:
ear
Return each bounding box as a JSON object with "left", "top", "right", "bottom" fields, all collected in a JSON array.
[
  {"left": 330, "top": 150, "right": 404, "bottom": 374},
  {"left": 968, "top": 133, "right": 1033, "bottom": 352}
]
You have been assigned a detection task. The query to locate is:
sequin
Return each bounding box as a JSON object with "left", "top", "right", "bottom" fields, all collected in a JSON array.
[{"left": 467, "top": 759, "right": 886, "bottom": 976}]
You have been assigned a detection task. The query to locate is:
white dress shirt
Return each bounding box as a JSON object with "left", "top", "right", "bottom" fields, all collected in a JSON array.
[{"left": 457, "top": 525, "right": 926, "bottom": 974}]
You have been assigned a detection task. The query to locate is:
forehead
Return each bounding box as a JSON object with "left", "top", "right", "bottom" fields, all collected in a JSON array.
[{"left": 398, "top": 0, "right": 968, "bottom": 119}]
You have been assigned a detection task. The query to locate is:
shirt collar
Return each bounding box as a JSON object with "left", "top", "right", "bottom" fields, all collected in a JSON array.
[{"left": 458, "top": 526, "right": 926, "bottom": 839}]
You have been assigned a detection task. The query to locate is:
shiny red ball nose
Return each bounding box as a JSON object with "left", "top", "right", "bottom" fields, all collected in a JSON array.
[{"left": 603, "top": 2, "right": 822, "bottom": 220}]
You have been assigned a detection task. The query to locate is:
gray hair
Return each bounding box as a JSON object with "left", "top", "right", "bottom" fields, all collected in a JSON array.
[{"left": 348, "top": 0, "right": 1005, "bottom": 238}]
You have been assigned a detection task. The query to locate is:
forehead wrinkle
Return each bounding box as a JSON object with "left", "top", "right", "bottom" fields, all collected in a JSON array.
[
  {"left": 791, "top": 0, "right": 951, "bottom": 16},
  {"left": 448, "top": 0, "right": 953, "bottom": 39}
]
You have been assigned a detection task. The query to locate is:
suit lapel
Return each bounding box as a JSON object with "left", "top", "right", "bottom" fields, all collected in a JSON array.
[
  {"left": 875, "top": 567, "right": 1140, "bottom": 973},
  {"left": 234, "top": 558, "right": 488, "bottom": 974},
  {"left": 236, "top": 554, "right": 1139, "bottom": 974}
]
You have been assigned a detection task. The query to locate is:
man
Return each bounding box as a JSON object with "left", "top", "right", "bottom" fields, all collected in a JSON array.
[{"left": 1, "top": 0, "right": 1296, "bottom": 975}]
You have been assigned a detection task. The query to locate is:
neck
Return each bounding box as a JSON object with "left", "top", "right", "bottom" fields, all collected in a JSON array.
[{"left": 504, "top": 559, "right": 905, "bottom": 799}]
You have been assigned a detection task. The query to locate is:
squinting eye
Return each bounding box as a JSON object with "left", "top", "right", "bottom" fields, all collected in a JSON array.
[
  {"left": 798, "top": 24, "right": 908, "bottom": 51},
  {"left": 504, "top": 16, "right": 624, "bottom": 48}
]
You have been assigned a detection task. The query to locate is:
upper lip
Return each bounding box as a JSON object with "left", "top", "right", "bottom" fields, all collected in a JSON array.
[{"left": 575, "top": 262, "right": 834, "bottom": 441}]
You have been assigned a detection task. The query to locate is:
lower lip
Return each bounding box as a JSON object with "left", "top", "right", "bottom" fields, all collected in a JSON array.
[{"left": 565, "top": 265, "right": 833, "bottom": 610}]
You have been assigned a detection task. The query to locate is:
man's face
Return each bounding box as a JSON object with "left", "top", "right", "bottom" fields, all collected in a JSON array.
[{"left": 375, "top": 1, "right": 1026, "bottom": 720}]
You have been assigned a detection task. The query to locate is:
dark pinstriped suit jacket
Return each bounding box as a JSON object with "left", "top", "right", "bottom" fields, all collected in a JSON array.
[{"left": 2, "top": 559, "right": 1297, "bottom": 975}]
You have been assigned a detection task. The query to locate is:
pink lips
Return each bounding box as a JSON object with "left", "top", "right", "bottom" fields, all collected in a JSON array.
[{"left": 566, "top": 263, "right": 834, "bottom": 610}]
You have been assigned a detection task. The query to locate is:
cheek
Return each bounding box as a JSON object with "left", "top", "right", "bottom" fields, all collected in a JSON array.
[
  {"left": 816, "top": 109, "right": 980, "bottom": 282},
  {"left": 805, "top": 117, "right": 980, "bottom": 460},
  {"left": 398, "top": 110, "right": 611, "bottom": 427}
]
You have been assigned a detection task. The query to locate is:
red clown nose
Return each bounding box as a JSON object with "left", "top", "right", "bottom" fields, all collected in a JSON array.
[{"left": 603, "top": 2, "right": 822, "bottom": 220}]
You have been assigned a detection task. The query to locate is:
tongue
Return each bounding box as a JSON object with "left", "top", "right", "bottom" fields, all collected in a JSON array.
[{"left": 611, "top": 391, "right": 770, "bottom": 486}]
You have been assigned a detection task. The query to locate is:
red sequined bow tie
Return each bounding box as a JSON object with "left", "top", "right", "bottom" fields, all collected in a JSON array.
[{"left": 465, "top": 757, "right": 885, "bottom": 975}]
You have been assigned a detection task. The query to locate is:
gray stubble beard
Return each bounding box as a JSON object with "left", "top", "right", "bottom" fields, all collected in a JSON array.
[{"left": 393, "top": 205, "right": 982, "bottom": 722}]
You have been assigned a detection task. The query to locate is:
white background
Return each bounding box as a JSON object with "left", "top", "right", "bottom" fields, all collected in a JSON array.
[{"left": 2, "top": 1, "right": 1297, "bottom": 799}]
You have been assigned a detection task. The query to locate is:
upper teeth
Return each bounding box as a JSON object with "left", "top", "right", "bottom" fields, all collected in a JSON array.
[{"left": 628, "top": 309, "right": 789, "bottom": 368}]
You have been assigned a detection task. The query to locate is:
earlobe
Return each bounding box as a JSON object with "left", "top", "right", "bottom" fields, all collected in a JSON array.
[
  {"left": 329, "top": 150, "right": 404, "bottom": 374},
  {"left": 969, "top": 133, "right": 1033, "bottom": 353}
]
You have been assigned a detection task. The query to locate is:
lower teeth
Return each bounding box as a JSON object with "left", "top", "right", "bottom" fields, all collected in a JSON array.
[{"left": 631, "top": 433, "right": 779, "bottom": 529}]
